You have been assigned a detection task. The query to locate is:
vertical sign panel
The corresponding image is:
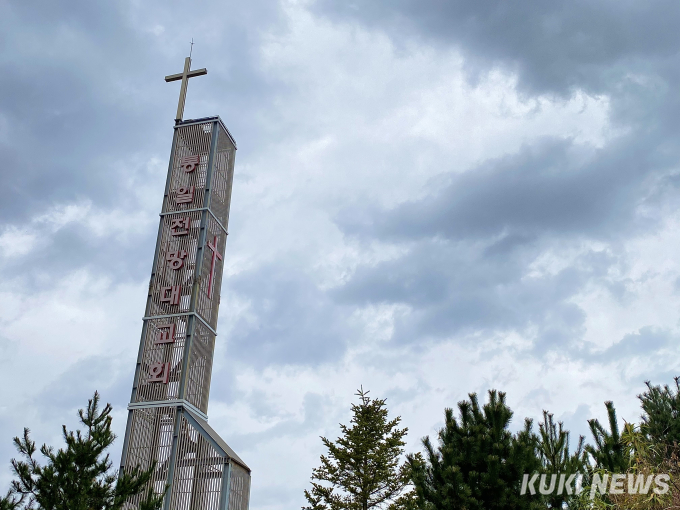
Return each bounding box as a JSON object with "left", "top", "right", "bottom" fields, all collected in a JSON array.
[{"left": 120, "top": 117, "right": 248, "bottom": 510}]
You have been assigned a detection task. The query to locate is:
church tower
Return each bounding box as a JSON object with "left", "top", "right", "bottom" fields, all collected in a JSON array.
[{"left": 119, "top": 55, "right": 251, "bottom": 510}]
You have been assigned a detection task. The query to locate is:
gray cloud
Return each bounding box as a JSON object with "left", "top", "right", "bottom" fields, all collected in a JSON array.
[
  {"left": 32, "top": 355, "right": 133, "bottom": 419},
  {"left": 594, "top": 326, "right": 674, "bottom": 361},
  {"left": 0, "top": 355, "right": 134, "bottom": 484},
  {"left": 0, "top": 0, "right": 289, "bottom": 290},
  {"left": 558, "top": 403, "right": 592, "bottom": 444},
  {"left": 0, "top": 0, "right": 285, "bottom": 218},
  {"left": 312, "top": 0, "right": 680, "bottom": 96},
  {"left": 331, "top": 127, "right": 669, "bottom": 351},
  {"left": 322, "top": 0, "right": 680, "bottom": 354},
  {"left": 225, "top": 262, "right": 352, "bottom": 367},
  {"left": 339, "top": 134, "right": 673, "bottom": 244},
  {"left": 332, "top": 237, "right": 597, "bottom": 351}
]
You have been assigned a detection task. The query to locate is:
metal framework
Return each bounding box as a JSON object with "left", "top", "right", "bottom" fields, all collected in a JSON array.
[{"left": 120, "top": 116, "right": 250, "bottom": 510}]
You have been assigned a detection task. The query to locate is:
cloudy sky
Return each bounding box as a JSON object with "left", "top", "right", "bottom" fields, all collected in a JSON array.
[{"left": 2, "top": 0, "right": 680, "bottom": 508}]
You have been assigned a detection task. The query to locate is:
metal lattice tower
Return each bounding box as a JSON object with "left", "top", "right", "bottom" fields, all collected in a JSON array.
[{"left": 119, "top": 57, "right": 250, "bottom": 510}]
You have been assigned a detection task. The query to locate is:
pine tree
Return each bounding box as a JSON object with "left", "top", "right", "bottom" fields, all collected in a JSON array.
[
  {"left": 585, "top": 401, "right": 628, "bottom": 472},
  {"left": 303, "top": 388, "right": 410, "bottom": 510},
  {"left": 408, "top": 390, "right": 542, "bottom": 510},
  {"left": 537, "top": 411, "right": 586, "bottom": 509},
  {"left": 0, "top": 392, "right": 163, "bottom": 510},
  {"left": 639, "top": 376, "right": 680, "bottom": 447}
]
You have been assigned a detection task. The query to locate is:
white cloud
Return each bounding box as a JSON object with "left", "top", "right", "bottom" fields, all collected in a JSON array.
[{"left": 0, "top": 226, "right": 37, "bottom": 258}]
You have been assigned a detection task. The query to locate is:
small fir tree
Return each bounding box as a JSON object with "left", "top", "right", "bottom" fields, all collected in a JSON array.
[
  {"left": 303, "top": 388, "right": 411, "bottom": 510},
  {"left": 0, "top": 392, "right": 163, "bottom": 510},
  {"left": 408, "top": 390, "right": 542, "bottom": 510}
]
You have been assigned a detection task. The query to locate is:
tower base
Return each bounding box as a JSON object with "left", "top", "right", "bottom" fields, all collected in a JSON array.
[{"left": 121, "top": 401, "right": 250, "bottom": 510}]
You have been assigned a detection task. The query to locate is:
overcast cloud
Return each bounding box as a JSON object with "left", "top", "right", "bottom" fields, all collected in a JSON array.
[{"left": 1, "top": 1, "right": 680, "bottom": 509}]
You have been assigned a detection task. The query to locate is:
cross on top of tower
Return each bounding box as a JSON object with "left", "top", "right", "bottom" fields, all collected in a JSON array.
[{"left": 165, "top": 55, "right": 207, "bottom": 123}]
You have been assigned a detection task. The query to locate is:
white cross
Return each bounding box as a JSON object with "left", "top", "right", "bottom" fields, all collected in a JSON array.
[{"left": 165, "top": 57, "right": 207, "bottom": 122}]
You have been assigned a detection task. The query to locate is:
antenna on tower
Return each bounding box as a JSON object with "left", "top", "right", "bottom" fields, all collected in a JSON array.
[{"left": 189, "top": 38, "right": 194, "bottom": 58}]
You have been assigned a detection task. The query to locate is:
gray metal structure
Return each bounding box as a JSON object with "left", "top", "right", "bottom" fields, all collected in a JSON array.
[{"left": 119, "top": 115, "right": 250, "bottom": 510}]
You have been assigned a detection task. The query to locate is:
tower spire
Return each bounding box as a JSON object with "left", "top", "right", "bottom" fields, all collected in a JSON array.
[{"left": 118, "top": 58, "right": 251, "bottom": 509}]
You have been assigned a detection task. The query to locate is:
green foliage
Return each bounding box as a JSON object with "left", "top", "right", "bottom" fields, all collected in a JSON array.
[
  {"left": 537, "top": 411, "right": 586, "bottom": 509},
  {"left": 639, "top": 376, "right": 680, "bottom": 447},
  {"left": 303, "top": 388, "right": 411, "bottom": 510},
  {"left": 408, "top": 390, "right": 542, "bottom": 510},
  {"left": 585, "top": 401, "right": 628, "bottom": 473},
  {"left": 0, "top": 392, "right": 163, "bottom": 510},
  {"left": 303, "top": 388, "right": 410, "bottom": 510},
  {"left": 582, "top": 423, "right": 680, "bottom": 510}
]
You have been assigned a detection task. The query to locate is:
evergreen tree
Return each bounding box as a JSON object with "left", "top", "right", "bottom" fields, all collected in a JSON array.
[
  {"left": 639, "top": 376, "right": 680, "bottom": 447},
  {"left": 537, "top": 411, "right": 586, "bottom": 509},
  {"left": 0, "top": 392, "right": 162, "bottom": 510},
  {"left": 585, "top": 401, "right": 628, "bottom": 472},
  {"left": 303, "top": 388, "right": 410, "bottom": 510},
  {"left": 408, "top": 390, "right": 542, "bottom": 510}
]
